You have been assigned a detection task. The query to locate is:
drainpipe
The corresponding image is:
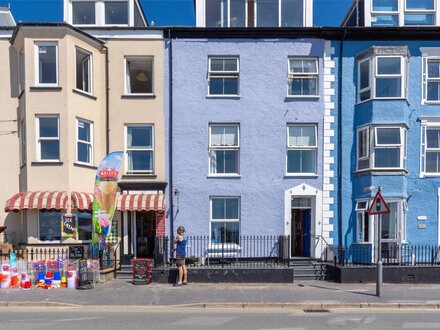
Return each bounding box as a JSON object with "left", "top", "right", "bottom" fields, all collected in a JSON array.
[
  {"left": 337, "top": 31, "right": 346, "bottom": 251},
  {"left": 103, "top": 45, "right": 110, "bottom": 154},
  {"left": 168, "top": 29, "right": 174, "bottom": 253}
]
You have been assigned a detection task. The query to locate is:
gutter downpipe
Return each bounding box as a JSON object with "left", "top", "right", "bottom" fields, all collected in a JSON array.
[
  {"left": 338, "top": 30, "right": 346, "bottom": 252},
  {"left": 168, "top": 29, "right": 174, "bottom": 255},
  {"left": 103, "top": 45, "right": 110, "bottom": 154}
]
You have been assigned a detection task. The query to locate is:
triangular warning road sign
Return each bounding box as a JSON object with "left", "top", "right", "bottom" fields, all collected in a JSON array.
[{"left": 368, "top": 191, "right": 390, "bottom": 215}]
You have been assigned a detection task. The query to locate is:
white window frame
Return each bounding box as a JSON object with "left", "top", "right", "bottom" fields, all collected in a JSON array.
[
  {"left": 356, "top": 127, "right": 370, "bottom": 171},
  {"left": 420, "top": 119, "right": 440, "bottom": 177},
  {"left": 209, "top": 196, "right": 240, "bottom": 244},
  {"left": 286, "top": 124, "right": 318, "bottom": 175},
  {"left": 372, "top": 126, "right": 406, "bottom": 170},
  {"left": 254, "top": 0, "right": 307, "bottom": 27},
  {"left": 422, "top": 56, "right": 440, "bottom": 104},
  {"left": 76, "top": 118, "right": 93, "bottom": 166},
  {"left": 287, "top": 57, "right": 319, "bottom": 98},
  {"left": 380, "top": 199, "right": 406, "bottom": 243},
  {"left": 75, "top": 47, "right": 93, "bottom": 95},
  {"left": 124, "top": 124, "right": 154, "bottom": 174},
  {"left": 355, "top": 200, "right": 371, "bottom": 243},
  {"left": 103, "top": 0, "right": 130, "bottom": 26},
  {"left": 357, "top": 55, "right": 406, "bottom": 103},
  {"left": 208, "top": 124, "right": 240, "bottom": 176},
  {"left": 207, "top": 56, "right": 240, "bottom": 97},
  {"left": 34, "top": 42, "right": 59, "bottom": 87},
  {"left": 124, "top": 56, "right": 154, "bottom": 96},
  {"left": 374, "top": 56, "right": 405, "bottom": 99},
  {"left": 366, "top": 0, "right": 440, "bottom": 26},
  {"left": 36, "top": 115, "right": 60, "bottom": 162},
  {"left": 404, "top": 0, "right": 436, "bottom": 26},
  {"left": 356, "top": 125, "right": 406, "bottom": 171},
  {"left": 70, "top": 0, "right": 98, "bottom": 26},
  {"left": 357, "top": 58, "right": 371, "bottom": 103}
]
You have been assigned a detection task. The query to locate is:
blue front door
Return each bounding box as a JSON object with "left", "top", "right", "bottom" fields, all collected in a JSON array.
[{"left": 291, "top": 208, "right": 312, "bottom": 257}]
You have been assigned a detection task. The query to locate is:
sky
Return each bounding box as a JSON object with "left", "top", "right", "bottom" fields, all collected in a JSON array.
[{"left": 1, "top": 0, "right": 354, "bottom": 27}]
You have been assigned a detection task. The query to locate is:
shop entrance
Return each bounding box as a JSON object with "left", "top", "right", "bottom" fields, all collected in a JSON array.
[
  {"left": 291, "top": 208, "right": 312, "bottom": 257},
  {"left": 135, "top": 211, "right": 156, "bottom": 258}
]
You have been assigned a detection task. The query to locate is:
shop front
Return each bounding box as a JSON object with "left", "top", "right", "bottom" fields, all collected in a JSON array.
[{"left": 117, "top": 193, "right": 165, "bottom": 264}]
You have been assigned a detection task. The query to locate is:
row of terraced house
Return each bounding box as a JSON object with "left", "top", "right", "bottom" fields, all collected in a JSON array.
[{"left": 1, "top": 0, "right": 440, "bottom": 278}]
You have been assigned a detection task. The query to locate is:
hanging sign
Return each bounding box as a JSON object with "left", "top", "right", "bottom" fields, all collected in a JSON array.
[{"left": 368, "top": 191, "right": 390, "bottom": 215}]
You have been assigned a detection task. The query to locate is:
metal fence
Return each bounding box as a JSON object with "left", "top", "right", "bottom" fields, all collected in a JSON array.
[
  {"left": 327, "top": 244, "right": 440, "bottom": 267},
  {"left": 153, "top": 235, "right": 291, "bottom": 268}
]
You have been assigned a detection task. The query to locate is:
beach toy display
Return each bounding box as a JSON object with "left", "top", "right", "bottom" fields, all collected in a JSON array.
[
  {"left": 10, "top": 268, "right": 20, "bottom": 288},
  {"left": 0, "top": 264, "right": 11, "bottom": 289},
  {"left": 67, "top": 266, "right": 77, "bottom": 289}
]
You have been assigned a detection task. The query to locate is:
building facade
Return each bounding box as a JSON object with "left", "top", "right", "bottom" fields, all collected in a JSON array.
[{"left": 167, "top": 30, "right": 337, "bottom": 259}]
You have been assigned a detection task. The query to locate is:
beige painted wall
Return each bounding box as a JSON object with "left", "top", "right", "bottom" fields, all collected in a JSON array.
[
  {"left": 106, "top": 39, "right": 165, "bottom": 182},
  {"left": 12, "top": 27, "right": 106, "bottom": 194},
  {"left": 0, "top": 35, "right": 21, "bottom": 244}
]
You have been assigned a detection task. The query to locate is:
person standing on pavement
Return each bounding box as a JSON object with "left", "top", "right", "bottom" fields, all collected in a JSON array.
[{"left": 173, "top": 226, "right": 188, "bottom": 287}]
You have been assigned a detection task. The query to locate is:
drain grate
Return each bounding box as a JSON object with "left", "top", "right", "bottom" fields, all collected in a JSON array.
[{"left": 303, "top": 309, "right": 331, "bottom": 313}]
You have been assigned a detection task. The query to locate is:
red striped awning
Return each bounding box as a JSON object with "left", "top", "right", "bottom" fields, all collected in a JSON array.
[
  {"left": 71, "top": 192, "right": 93, "bottom": 211},
  {"left": 5, "top": 191, "right": 69, "bottom": 212},
  {"left": 117, "top": 194, "right": 165, "bottom": 212}
]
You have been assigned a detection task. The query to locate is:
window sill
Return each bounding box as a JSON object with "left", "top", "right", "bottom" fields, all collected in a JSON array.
[
  {"left": 74, "top": 162, "right": 97, "bottom": 170},
  {"left": 206, "top": 95, "right": 240, "bottom": 99},
  {"left": 72, "top": 88, "right": 97, "bottom": 100},
  {"left": 121, "top": 174, "right": 157, "bottom": 180},
  {"left": 121, "top": 94, "right": 156, "bottom": 99},
  {"left": 30, "top": 86, "right": 62, "bottom": 91},
  {"left": 419, "top": 173, "right": 440, "bottom": 178},
  {"left": 354, "top": 168, "right": 408, "bottom": 176},
  {"left": 284, "top": 174, "right": 319, "bottom": 178},
  {"left": 207, "top": 174, "right": 241, "bottom": 179},
  {"left": 423, "top": 101, "right": 440, "bottom": 105},
  {"left": 285, "top": 95, "right": 320, "bottom": 99},
  {"left": 31, "top": 161, "right": 63, "bottom": 166}
]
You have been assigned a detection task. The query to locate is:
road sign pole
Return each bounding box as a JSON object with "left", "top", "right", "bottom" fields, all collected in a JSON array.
[{"left": 376, "top": 213, "right": 382, "bottom": 297}]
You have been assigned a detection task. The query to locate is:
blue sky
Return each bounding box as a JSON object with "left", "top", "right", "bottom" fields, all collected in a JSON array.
[{"left": 2, "top": 0, "right": 353, "bottom": 27}]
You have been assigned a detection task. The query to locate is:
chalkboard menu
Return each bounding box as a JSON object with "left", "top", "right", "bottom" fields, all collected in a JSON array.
[
  {"left": 132, "top": 258, "right": 150, "bottom": 285},
  {"left": 69, "top": 245, "right": 85, "bottom": 259},
  {"left": 77, "top": 258, "right": 92, "bottom": 289}
]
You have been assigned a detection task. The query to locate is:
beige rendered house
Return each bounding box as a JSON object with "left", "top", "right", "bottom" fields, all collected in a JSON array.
[{"left": 1, "top": 1, "right": 166, "bottom": 264}]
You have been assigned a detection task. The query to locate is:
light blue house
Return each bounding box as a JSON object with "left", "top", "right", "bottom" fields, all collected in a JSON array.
[{"left": 165, "top": 29, "right": 338, "bottom": 259}]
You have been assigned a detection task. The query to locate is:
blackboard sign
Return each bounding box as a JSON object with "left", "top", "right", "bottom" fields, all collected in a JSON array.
[
  {"left": 62, "top": 215, "right": 76, "bottom": 238},
  {"left": 69, "top": 245, "right": 85, "bottom": 259},
  {"left": 132, "top": 258, "right": 150, "bottom": 285},
  {"left": 77, "top": 258, "right": 94, "bottom": 290}
]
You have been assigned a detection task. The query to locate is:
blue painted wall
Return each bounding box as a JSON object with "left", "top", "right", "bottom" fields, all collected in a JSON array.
[
  {"left": 339, "top": 40, "right": 440, "bottom": 248},
  {"left": 166, "top": 38, "right": 330, "bottom": 238}
]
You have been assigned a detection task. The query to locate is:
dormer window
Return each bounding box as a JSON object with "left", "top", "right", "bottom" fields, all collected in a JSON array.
[
  {"left": 72, "top": 1, "right": 96, "bottom": 25},
  {"left": 66, "top": 0, "right": 146, "bottom": 27},
  {"left": 105, "top": 1, "right": 128, "bottom": 25},
  {"left": 203, "top": 0, "right": 311, "bottom": 27}
]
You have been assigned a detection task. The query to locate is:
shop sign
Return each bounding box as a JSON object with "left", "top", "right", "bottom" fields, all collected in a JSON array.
[
  {"left": 62, "top": 214, "right": 76, "bottom": 239},
  {"left": 68, "top": 245, "right": 85, "bottom": 259}
]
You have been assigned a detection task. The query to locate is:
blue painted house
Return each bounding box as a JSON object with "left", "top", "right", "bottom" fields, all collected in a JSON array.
[
  {"left": 165, "top": 26, "right": 338, "bottom": 259},
  {"left": 336, "top": 0, "right": 440, "bottom": 261}
]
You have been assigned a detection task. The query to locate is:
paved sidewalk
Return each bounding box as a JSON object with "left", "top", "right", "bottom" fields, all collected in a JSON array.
[{"left": 1, "top": 280, "right": 440, "bottom": 309}]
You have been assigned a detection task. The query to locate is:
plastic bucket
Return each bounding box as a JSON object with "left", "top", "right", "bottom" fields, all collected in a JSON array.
[{"left": 67, "top": 270, "right": 77, "bottom": 289}]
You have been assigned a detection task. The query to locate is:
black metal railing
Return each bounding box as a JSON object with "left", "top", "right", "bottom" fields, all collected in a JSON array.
[
  {"left": 153, "top": 235, "right": 291, "bottom": 268},
  {"left": 327, "top": 244, "right": 440, "bottom": 267}
]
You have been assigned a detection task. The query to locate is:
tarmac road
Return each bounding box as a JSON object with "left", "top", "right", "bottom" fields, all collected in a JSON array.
[{"left": 1, "top": 307, "right": 440, "bottom": 330}]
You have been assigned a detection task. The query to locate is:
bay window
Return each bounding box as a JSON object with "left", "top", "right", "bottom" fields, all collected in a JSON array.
[
  {"left": 210, "top": 197, "right": 240, "bottom": 244},
  {"left": 356, "top": 201, "right": 371, "bottom": 243},
  {"left": 356, "top": 47, "right": 408, "bottom": 102},
  {"left": 420, "top": 122, "right": 440, "bottom": 176},
  {"left": 422, "top": 58, "right": 440, "bottom": 102},
  {"left": 356, "top": 125, "right": 406, "bottom": 171},
  {"left": 35, "top": 42, "right": 58, "bottom": 86}
]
